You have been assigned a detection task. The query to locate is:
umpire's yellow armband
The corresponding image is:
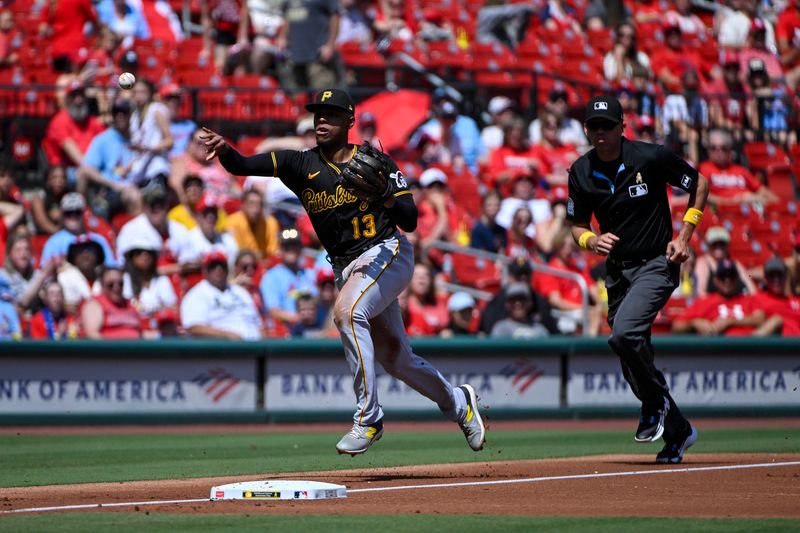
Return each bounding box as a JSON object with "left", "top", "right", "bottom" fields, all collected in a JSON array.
[
  {"left": 578, "top": 231, "right": 597, "bottom": 250},
  {"left": 683, "top": 208, "right": 703, "bottom": 226}
]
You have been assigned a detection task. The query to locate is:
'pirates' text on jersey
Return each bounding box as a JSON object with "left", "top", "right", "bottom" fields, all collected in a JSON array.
[
  {"left": 220, "top": 145, "right": 411, "bottom": 258},
  {"left": 567, "top": 138, "right": 699, "bottom": 261}
]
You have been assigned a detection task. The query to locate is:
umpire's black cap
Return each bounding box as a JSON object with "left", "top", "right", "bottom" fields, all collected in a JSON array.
[
  {"left": 584, "top": 95, "right": 623, "bottom": 123},
  {"left": 305, "top": 89, "right": 355, "bottom": 116}
]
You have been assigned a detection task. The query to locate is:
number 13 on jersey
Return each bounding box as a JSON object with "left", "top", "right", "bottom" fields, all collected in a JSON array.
[{"left": 351, "top": 214, "right": 376, "bottom": 239}]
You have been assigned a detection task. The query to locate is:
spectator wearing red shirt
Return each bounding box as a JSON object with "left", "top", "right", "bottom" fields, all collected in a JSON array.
[
  {"left": 776, "top": 0, "right": 800, "bottom": 87},
  {"left": 698, "top": 128, "right": 778, "bottom": 206},
  {"left": 29, "top": 281, "right": 79, "bottom": 340},
  {"left": 80, "top": 266, "right": 142, "bottom": 339},
  {"left": 415, "top": 168, "right": 472, "bottom": 249},
  {"left": 39, "top": 0, "right": 102, "bottom": 73},
  {"left": 406, "top": 263, "right": 449, "bottom": 336},
  {"left": 43, "top": 82, "right": 106, "bottom": 178},
  {"left": 756, "top": 257, "right": 800, "bottom": 336},
  {"left": 530, "top": 111, "right": 579, "bottom": 187},
  {"left": 486, "top": 118, "right": 546, "bottom": 193},
  {"left": 535, "top": 228, "right": 602, "bottom": 336},
  {"left": 673, "top": 258, "right": 781, "bottom": 336},
  {"left": 739, "top": 18, "right": 785, "bottom": 83},
  {"left": 649, "top": 19, "right": 703, "bottom": 94}
]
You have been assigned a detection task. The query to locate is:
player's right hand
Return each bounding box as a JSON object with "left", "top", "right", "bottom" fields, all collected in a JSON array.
[
  {"left": 593, "top": 232, "right": 619, "bottom": 256},
  {"left": 199, "top": 127, "right": 229, "bottom": 160}
]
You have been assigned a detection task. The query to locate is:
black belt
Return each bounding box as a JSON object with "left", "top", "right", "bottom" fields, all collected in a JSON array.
[
  {"left": 328, "top": 247, "right": 370, "bottom": 269},
  {"left": 607, "top": 252, "right": 663, "bottom": 269}
]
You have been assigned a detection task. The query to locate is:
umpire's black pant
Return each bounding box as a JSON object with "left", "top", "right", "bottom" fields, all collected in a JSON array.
[{"left": 606, "top": 255, "right": 690, "bottom": 442}]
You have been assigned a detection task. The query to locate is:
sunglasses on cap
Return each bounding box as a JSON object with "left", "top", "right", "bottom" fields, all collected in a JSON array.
[{"left": 586, "top": 119, "right": 619, "bottom": 132}]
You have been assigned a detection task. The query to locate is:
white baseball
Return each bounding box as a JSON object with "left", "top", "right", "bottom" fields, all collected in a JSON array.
[{"left": 118, "top": 72, "right": 136, "bottom": 90}]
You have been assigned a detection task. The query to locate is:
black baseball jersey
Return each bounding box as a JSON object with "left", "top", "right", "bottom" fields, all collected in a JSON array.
[
  {"left": 567, "top": 138, "right": 698, "bottom": 261},
  {"left": 219, "top": 145, "right": 413, "bottom": 258}
]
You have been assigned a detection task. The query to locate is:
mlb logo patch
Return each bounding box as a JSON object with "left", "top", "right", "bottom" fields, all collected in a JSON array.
[
  {"left": 681, "top": 174, "right": 693, "bottom": 189},
  {"left": 594, "top": 102, "right": 608, "bottom": 110},
  {"left": 629, "top": 183, "right": 649, "bottom": 198},
  {"left": 567, "top": 198, "right": 575, "bottom": 216}
]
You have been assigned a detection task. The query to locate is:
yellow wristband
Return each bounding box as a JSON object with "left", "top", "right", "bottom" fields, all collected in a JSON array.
[
  {"left": 578, "top": 231, "right": 597, "bottom": 250},
  {"left": 683, "top": 208, "right": 703, "bottom": 226}
]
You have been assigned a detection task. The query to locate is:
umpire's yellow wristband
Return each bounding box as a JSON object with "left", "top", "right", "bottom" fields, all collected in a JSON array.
[
  {"left": 578, "top": 231, "right": 597, "bottom": 250},
  {"left": 683, "top": 208, "right": 703, "bottom": 226}
]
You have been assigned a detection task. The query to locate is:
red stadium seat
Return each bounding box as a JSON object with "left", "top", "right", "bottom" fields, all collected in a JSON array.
[
  {"left": 448, "top": 252, "right": 502, "bottom": 292},
  {"left": 743, "top": 142, "right": 789, "bottom": 174}
]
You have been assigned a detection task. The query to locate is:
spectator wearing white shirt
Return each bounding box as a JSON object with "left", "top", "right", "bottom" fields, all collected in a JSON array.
[
  {"left": 116, "top": 182, "right": 186, "bottom": 275},
  {"left": 177, "top": 193, "right": 239, "bottom": 270},
  {"left": 121, "top": 236, "right": 177, "bottom": 334},
  {"left": 180, "top": 250, "right": 262, "bottom": 340},
  {"left": 528, "top": 86, "right": 587, "bottom": 151},
  {"left": 495, "top": 173, "right": 558, "bottom": 254},
  {"left": 481, "top": 96, "right": 516, "bottom": 152}
]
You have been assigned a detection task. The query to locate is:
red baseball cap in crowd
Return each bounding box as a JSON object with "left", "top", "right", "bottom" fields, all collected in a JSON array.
[
  {"left": 662, "top": 16, "right": 681, "bottom": 33},
  {"left": 794, "top": 233, "right": 800, "bottom": 249},
  {"left": 751, "top": 18, "right": 766, "bottom": 33},
  {"left": 203, "top": 250, "right": 228, "bottom": 268},
  {"left": 159, "top": 83, "right": 183, "bottom": 99},
  {"left": 155, "top": 308, "right": 180, "bottom": 325},
  {"left": 195, "top": 192, "right": 219, "bottom": 213},
  {"left": 316, "top": 268, "right": 335, "bottom": 285},
  {"left": 720, "top": 50, "right": 739, "bottom": 66}
]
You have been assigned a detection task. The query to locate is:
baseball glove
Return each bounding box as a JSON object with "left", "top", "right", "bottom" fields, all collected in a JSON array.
[{"left": 340, "top": 142, "right": 392, "bottom": 202}]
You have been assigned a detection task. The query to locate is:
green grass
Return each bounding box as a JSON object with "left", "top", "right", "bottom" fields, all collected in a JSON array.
[
  {"left": 1, "top": 427, "right": 798, "bottom": 488},
  {"left": 0, "top": 515, "right": 798, "bottom": 533}
]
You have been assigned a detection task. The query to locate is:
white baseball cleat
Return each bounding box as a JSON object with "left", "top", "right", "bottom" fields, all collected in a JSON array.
[{"left": 458, "top": 384, "right": 486, "bottom": 451}]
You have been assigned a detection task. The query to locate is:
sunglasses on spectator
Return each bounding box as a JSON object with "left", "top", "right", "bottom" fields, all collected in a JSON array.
[
  {"left": 63, "top": 210, "right": 82, "bottom": 218},
  {"left": 586, "top": 120, "right": 618, "bottom": 131},
  {"left": 104, "top": 280, "right": 123, "bottom": 289},
  {"left": 618, "top": 31, "right": 635, "bottom": 39},
  {"left": 238, "top": 262, "right": 257, "bottom": 271},
  {"left": 709, "top": 145, "right": 730, "bottom": 151}
]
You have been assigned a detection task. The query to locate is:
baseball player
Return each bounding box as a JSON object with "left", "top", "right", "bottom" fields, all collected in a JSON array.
[
  {"left": 567, "top": 95, "right": 709, "bottom": 464},
  {"left": 200, "top": 89, "right": 485, "bottom": 456}
]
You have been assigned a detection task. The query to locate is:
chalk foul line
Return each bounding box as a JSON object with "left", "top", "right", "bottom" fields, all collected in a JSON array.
[{"left": 3, "top": 460, "right": 799, "bottom": 514}]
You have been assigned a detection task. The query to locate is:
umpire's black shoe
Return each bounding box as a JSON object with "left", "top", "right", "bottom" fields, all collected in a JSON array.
[
  {"left": 634, "top": 397, "right": 669, "bottom": 443},
  {"left": 656, "top": 425, "right": 698, "bottom": 464}
]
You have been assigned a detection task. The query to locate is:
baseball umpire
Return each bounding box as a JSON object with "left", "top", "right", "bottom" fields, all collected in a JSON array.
[
  {"left": 200, "top": 89, "right": 485, "bottom": 456},
  {"left": 567, "top": 95, "right": 709, "bottom": 464}
]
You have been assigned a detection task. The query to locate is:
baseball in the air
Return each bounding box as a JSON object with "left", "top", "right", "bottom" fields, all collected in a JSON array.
[{"left": 118, "top": 72, "right": 136, "bottom": 90}]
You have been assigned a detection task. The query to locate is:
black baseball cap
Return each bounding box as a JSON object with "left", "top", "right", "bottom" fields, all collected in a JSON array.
[
  {"left": 715, "top": 258, "right": 738, "bottom": 278},
  {"left": 305, "top": 89, "right": 355, "bottom": 116},
  {"left": 584, "top": 96, "right": 623, "bottom": 123}
]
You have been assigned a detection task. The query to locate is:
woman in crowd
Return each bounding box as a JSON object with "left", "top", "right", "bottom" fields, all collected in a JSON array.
[
  {"left": 0, "top": 233, "right": 58, "bottom": 314},
  {"left": 470, "top": 191, "right": 506, "bottom": 254},
  {"left": 80, "top": 266, "right": 142, "bottom": 339},
  {"left": 231, "top": 249, "right": 266, "bottom": 319},
  {"left": 30, "top": 165, "right": 70, "bottom": 235},
  {"left": 406, "top": 263, "right": 449, "bottom": 336},
  {"left": 603, "top": 21, "right": 651, "bottom": 82},
  {"left": 29, "top": 280, "right": 78, "bottom": 340},
  {"left": 129, "top": 79, "right": 173, "bottom": 187},
  {"left": 122, "top": 241, "right": 177, "bottom": 334}
]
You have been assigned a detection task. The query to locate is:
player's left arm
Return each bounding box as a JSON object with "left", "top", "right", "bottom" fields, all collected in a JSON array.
[
  {"left": 382, "top": 162, "right": 417, "bottom": 233},
  {"left": 659, "top": 146, "right": 709, "bottom": 263}
]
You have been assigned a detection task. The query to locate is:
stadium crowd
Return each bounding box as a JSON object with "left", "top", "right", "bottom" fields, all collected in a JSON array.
[{"left": 0, "top": 0, "right": 799, "bottom": 340}]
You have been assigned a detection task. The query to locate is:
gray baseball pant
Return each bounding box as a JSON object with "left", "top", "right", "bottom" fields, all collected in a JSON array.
[{"left": 333, "top": 233, "right": 466, "bottom": 426}]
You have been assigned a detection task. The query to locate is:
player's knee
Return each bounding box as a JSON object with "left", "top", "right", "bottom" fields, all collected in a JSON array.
[{"left": 333, "top": 300, "right": 365, "bottom": 329}]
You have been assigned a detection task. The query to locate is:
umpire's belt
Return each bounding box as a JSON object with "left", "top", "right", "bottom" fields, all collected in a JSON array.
[{"left": 607, "top": 252, "right": 663, "bottom": 269}]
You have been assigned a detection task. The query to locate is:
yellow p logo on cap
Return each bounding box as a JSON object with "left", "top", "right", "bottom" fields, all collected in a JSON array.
[{"left": 321, "top": 91, "right": 333, "bottom": 102}]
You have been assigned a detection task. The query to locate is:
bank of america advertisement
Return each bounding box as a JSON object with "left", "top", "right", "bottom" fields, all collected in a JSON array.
[
  {"left": 266, "top": 356, "right": 560, "bottom": 411},
  {"left": 568, "top": 355, "right": 800, "bottom": 406},
  {"left": 0, "top": 358, "right": 256, "bottom": 413}
]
